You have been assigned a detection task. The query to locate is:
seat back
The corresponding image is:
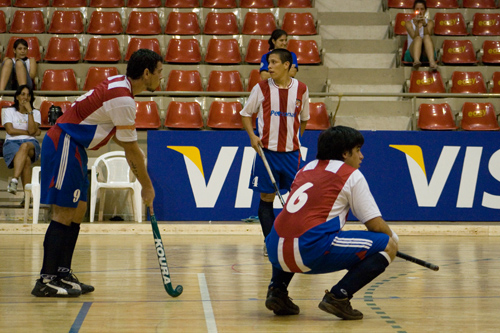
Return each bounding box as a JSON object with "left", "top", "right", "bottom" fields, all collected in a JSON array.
[
  {"left": 165, "top": 70, "right": 203, "bottom": 91},
  {"left": 394, "top": 13, "right": 415, "bottom": 36},
  {"left": 44, "top": 37, "right": 81, "bottom": 62},
  {"left": 426, "top": 0, "right": 458, "bottom": 8},
  {"left": 277, "top": 0, "right": 312, "bottom": 7},
  {"left": 38, "top": 101, "right": 72, "bottom": 128},
  {"left": 90, "top": 0, "right": 124, "bottom": 6},
  {"left": 0, "top": 11, "right": 5, "bottom": 34},
  {"left": 5, "top": 36, "right": 42, "bottom": 62},
  {"left": 84, "top": 38, "right": 122, "bottom": 62},
  {"left": 52, "top": 0, "right": 87, "bottom": 6},
  {"left": 126, "top": 11, "right": 162, "bottom": 35},
  {"left": 205, "top": 38, "right": 242, "bottom": 64},
  {"left": 462, "top": 0, "right": 496, "bottom": 8},
  {"left": 203, "top": 12, "right": 239, "bottom": 34},
  {"left": 164, "top": 38, "right": 202, "bottom": 63},
  {"left": 417, "top": 103, "right": 457, "bottom": 130},
  {"left": 450, "top": 71, "right": 486, "bottom": 94},
  {"left": 165, "top": 12, "right": 200, "bottom": 35},
  {"left": 164, "top": 101, "right": 204, "bottom": 129},
  {"left": 10, "top": 10, "right": 45, "bottom": 34},
  {"left": 41, "top": 69, "right": 79, "bottom": 91},
  {"left": 491, "top": 72, "right": 500, "bottom": 93},
  {"left": 207, "top": 70, "right": 244, "bottom": 92},
  {"left": 441, "top": 39, "right": 477, "bottom": 65},
  {"left": 83, "top": 67, "right": 119, "bottom": 91},
  {"left": 245, "top": 39, "right": 268, "bottom": 64},
  {"left": 48, "top": 10, "right": 84, "bottom": 34},
  {"left": 135, "top": 101, "right": 161, "bottom": 129},
  {"left": 287, "top": 39, "right": 321, "bottom": 64},
  {"left": 306, "top": 102, "right": 329, "bottom": 130},
  {"left": 461, "top": 102, "right": 500, "bottom": 130},
  {"left": 433, "top": 12, "right": 467, "bottom": 36},
  {"left": 409, "top": 70, "right": 446, "bottom": 93},
  {"left": 239, "top": 0, "right": 274, "bottom": 8},
  {"left": 247, "top": 68, "right": 262, "bottom": 91},
  {"left": 472, "top": 13, "right": 500, "bottom": 36},
  {"left": 87, "top": 11, "right": 123, "bottom": 34},
  {"left": 207, "top": 101, "right": 243, "bottom": 129},
  {"left": 481, "top": 40, "right": 500, "bottom": 65},
  {"left": 202, "top": 0, "right": 237, "bottom": 8},
  {"left": 125, "top": 38, "right": 161, "bottom": 61},
  {"left": 14, "top": 0, "right": 48, "bottom": 7},
  {"left": 281, "top": 12, "right": 317, "bottom": 35},
  {"left": 165, "top": 0, "right": 198, "bottom": 7},
  {"left": 127, "top": 0, "right": 162, "bottom": 7},
  {"left": 94, "top": 151, "right": 135, "bottom": 184},
  {"left": 387, "top": 0, "right": 414, "bottom": 8},
  {"left": 242, "top": 12, "right": 277, "bottom": 35}
]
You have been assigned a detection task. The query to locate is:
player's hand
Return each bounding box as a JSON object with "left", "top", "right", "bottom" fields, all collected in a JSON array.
[
  {"left": 250, "top": 135, "right": 263, "bottom": 154},
  {"left": 141, "top": 184, "right": 155, "bottom": 208}
]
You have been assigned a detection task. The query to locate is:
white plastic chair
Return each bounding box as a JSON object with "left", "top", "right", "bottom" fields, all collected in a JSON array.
[
  {"left": 90, "top": 151, "right": 142, "bottom": 222},
  {"left": 24, "top": 166, "right": 41, "bottom": 224}
]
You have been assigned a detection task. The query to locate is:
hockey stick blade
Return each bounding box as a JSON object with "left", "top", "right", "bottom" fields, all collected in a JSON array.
[
  {"left": 149, "top": 207, "right": 183, "bottom": 297},
  {"left": 397, "top": 251, "right": 439, "bottom": 271}
]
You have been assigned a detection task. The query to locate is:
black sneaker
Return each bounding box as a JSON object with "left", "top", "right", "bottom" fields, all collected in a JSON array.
[
  {"left": 318, "top": 290, "right": 363, "bottom": 320},
  {"left": 265, "top": 287, "right": 300, "bottom": 315},
  {"left": 31, "top": 278, "right": 81, "bottom": 297},
  {"left": 61, "top": 271, "right": 94, "bottom": 294}
]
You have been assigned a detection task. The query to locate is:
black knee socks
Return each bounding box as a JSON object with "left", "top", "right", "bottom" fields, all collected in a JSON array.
[
  {"left": 41, "top": 220, "right": 71, "bottom": 279},
  {"left": 258, "top": 199, "right": 275, "bottom": 238},
  {"left": 58, "top": 222, "right": 80, "bottom": 278},
  {"left": 270, "top": 265, "right": 295, "bottom": 292}
]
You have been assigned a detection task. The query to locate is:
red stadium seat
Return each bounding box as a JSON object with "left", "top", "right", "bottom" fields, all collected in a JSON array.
[
  {"left": 165, "top": 12, "right": 200, "bottom": 35},
  {"left": 0, "top": 11, "right": 6, "bottom": 34},
  {"left": 83, "top": 67, "right": 119, "bottom": 91},
  {"left": 462, "top": 0, "right": 496, "bottom": 8},
  {"left": 461, "top": 102, "right": 499, "bottom": 131},
  {"left": 203, "top": 12, "right": 239, "bottom": 35},
  {"left": 207, "top": 101, "right": 243, "bottom": 129},
  {"left": 205, "top": 39, "right": 242, "bottom": 64},
  {"left": 126, "top": 11, "right": 162, "bottom": 35},
  {"left": 245, "top": 39, "right": 268, "bottom": 64},
  {"left": 277, "top": 0, "right": 312, "bottom": 7},
  {"left": 89, "top": 0, "right": 124, "bottom": 7},
  {"left": 393, "top": 13, "right": 416, "bottom": 36},
  {"left": 287, "top": 39, "right": 321, "bottom": 64},
  {"left": 490, "top": 72, "right": 500, "bottom": 93},
  {"left": 44, "top": 37, "right": 81, "bottom": 62},
  {"left": 5, "top": 37, "right": 41, "bottom": 62},
  {"left": 408, "top": 71, "right": 446, "bottom": 93},
  {"left": 441, "top": 39, "right": 477, "bottom": 65},
  {"left": 38, "top": 101, "right": 72, "bottom": 129},
  {"left": 387, "top": 0, "right": 414, "bottom": 8},
  {"left": 417, "top": 103, "right": 457, "bottom": 130},
  {"left": 0, "top": 0, "right": 10, "bottom": 4},
  {"left": 450, "top": 71, "right": 486, "bottom": 94},
  {"left": 164, "top": 38, "right": 202, "bottom": 64},
  {"left": 242, "top": 12, "right": 277, "bottom": 35},
  {"left": 247, "top": 69, "right": 262, "bottom": 91},
  {"left": 472, "top": 13, "right": 500, "bottom": 36},
  {"left": 127, "top": 0, "right": 161, "bottom": 7},
  {"left": 433, "top": 13, "right": 467, "bottom": 36},
  {"left": 426, "top": 0, "right": 458, "bottom": 8},
  {"left": 87, "top": 11, "right": 123, "bottom": 35},
  {"left": 481, "top": 41, "right": 500, "bottom": 65},
  {"left": 306, "top": 102, "right": 330, "bottom": 130},
  {"left": 41, "top": 69, "right": 79, "bottom": 91},
  {"left": 10, "top": 10, "right": 45, "bottom": 34},
  {"left": 165, "top": 70, "right": 203, "bottom": 92},
  {"left": 135, "top": 101, "right": 161, "bottom": 129},
  {"left": 48, "top": 11, "right": 84, "bottom": 34},
  {"left": 281, "top": 12, "right": 317, "bottom": 35},
  {"left": 207, "top": 70, "right": 244, "bottom": 92},
  {"left": 202, "top": 0, "right": 237, "bottom": 8},
  {"left": 164, "top": 101, "right": 204, "bottom": 129},
  {"left": 84, "top": 38, "right": 122, "bottom": 62},
  {"left": 14, "top": 0, "right": 48, "bottom": 7},
  {"left": 165, "top": 0, "right": 198, "bottom": 7},
  {"left": 52, "top": 0, "right": 87, "bottom": 6},
  {"left": 239, "top": 0, "right": 274, "bottom": 8},
  {"left": 125, "top": 38, "right": 161, "bottom": 61}
]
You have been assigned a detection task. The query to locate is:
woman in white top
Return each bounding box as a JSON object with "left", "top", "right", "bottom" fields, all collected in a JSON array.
[
  {"left": 1, "top": 85, "right": 41, "bottom": 196},
  {"left": 404, "top": 0, "right": 437, "bottom": 70},
  {"left": 0, "top": 38, "right": 37, "bottom": 91}
]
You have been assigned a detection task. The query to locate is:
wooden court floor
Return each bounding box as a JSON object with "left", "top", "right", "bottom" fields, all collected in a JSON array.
[{"left": 1, "top": 233, "right": 500, "bottom": 333}]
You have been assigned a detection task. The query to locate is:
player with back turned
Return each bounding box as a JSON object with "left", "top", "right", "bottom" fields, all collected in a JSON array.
[{"left": 31, "top": 49, "right": 163, "bottom": 297}]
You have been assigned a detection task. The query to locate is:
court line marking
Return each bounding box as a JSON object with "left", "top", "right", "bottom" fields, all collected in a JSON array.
[
  {"left": 69, "top": 302, "right": 92, "bottom": 333},
  {"left": 198, "top": 273, "right": 218, "bottom": 333}
]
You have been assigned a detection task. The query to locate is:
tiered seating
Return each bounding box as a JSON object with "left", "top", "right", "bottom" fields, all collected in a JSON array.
[
  {"left": 433, "top": 13, "right": 467, "bottom": 36},
  {"left": 40, "top": 69, "right": 79, "bottom": 91},
  {"left": 165, "top": 70, "right": 203, "bottom": 92},
  {"left": 10, "top": 10, "right": 45, "bottom": 33},
  {"left": 5, "top": 37, "right": 42, "bottom": 61},
  {"left": 44, "top": 37, "right": 81, "bottom": 63},
  {"left": 84, "top": 38, "right": 122, "bottom": 62},
  {"left": 440, "top": 39, "right": 477, "bottom": 65},
  {"left": 48, "top": 11, "right": 84, "bottom": 34},
  {"left": 471, "top": 13, "right": 500, "bottom": 36},
  {"left": 38, "top": 101, "right": 72, "bottom": 128},
  {"left": 125, "top": 38, "right": 161, "bottom": 62},
  {"left": 449, "top": 71, "right": 487, "bottom": 94},
  {"left": 83, "top": 67, "right": 119, "bottom": 91},
  {"left": 165, "top": 12, "right": 200, "bottom": 35},
  {"left": 126, "top": 11, "right": 162, "bottom": 35},
  {"left": 164, "top": 101, "right": 204, "bottom": 129},
  {"left": 206, "top": 101, "right": 243, "bottom": 129},
  {"left": 461, "top": 102, "right": 499, "bottom": 130},
  {"left": 417, "top": 103, "right": 458, "bottom": 130},
  {"left": 164, "top": 38, "right": 202, "bottom": 64}
]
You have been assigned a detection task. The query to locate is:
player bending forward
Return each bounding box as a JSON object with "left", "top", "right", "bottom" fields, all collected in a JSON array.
[{"left": 265, "top": 126, "right": 399, "bottom": 320}]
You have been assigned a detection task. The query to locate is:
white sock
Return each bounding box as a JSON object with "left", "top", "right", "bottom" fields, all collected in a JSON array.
[{"left": 11, "top": 178, "right": 18, "bottom": 183}]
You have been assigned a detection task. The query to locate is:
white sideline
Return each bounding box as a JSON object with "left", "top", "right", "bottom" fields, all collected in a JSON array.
[{"left": 198, "top": 273, "right": 217, "bottom": 333}]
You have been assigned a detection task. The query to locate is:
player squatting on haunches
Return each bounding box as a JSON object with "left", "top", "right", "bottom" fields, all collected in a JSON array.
[
  {"left": 31, "top": 49, "right": 163, "bottom": 297},
  {"left": 264, "top": 126, "right": 399, "bottom": 320}
]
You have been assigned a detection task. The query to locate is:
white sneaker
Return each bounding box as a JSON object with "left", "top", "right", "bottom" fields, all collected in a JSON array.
[
  {"left": 7, "top": 178, "right": 18, "bottom": 195},
  {"left": 263, "top": 244, "right": 268, "bottom": 257}
]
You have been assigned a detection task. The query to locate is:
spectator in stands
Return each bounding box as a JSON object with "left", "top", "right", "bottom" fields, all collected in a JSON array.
[
  {"left": 1, "top": 85, "right": 41, "bottom": 201},
  {"left": 260, "top": 29, "right": 298, "bottom": 80},
  {"left": 404, "top": 0, "right": 438, "bottom": 70},
  {"left": 0, "top": 39, "right": 38, "bottom": 91}
]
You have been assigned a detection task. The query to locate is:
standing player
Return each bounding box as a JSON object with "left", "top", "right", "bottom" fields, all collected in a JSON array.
[
  {"left": 240, "top": 48, "right": 309, "bottom": 256},
  {"left": 264, "top": 126, "right": 399, "bottom": 320},
  {"left": 31, "top": 49, "right": 163, "bottom": 297}
]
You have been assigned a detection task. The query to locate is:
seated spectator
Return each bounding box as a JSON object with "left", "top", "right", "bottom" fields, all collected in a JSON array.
[
  {"left": 1, "top": 85, "right": 41, "bottom": 201},
  {"left": 404, "top": 0, "right": 438, "bottom": 70},
  {"left": 0, "top": 39, "right": 37, "bottom": 91},
  {"left": 260, "top": 29, "right": 298, "bottom": 80}
]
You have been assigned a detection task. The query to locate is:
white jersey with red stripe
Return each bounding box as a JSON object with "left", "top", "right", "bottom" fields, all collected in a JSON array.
[
  {"left": 49, "top": 75, "right": 137, "bottom": 150},
  {"left": 240, "top": 77, "right": 309, "bottom": 152}
]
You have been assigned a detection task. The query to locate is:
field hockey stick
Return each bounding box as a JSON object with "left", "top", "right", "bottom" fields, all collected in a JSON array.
[
  {"left": 148, "top": 206, "right": 183, "bottom": 297},
  {"left": 331, "top": 93, "right": 343, "bottom": 126},
  {"left": 397, "top": 251, "right": 439, "bottom": 271},
  {"left": 257, "top": 146, "right": 286, "bottom": 207}
]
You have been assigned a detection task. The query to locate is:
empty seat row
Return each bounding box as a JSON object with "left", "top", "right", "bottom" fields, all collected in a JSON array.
[
  {"left": 388, "top": 0, "right": 498, "bottom": 9},
  {"left": 407, "top": 70, "right": 500, "bottom": 93}
]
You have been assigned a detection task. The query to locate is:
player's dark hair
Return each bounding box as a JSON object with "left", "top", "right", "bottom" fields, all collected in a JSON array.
[
  {"left": 13, "top": 38, "right": 28, "bottom": 50},
  {"left": 413, "top": 0, "right": 427, "bottom": 9},
  {"left": 13, "top": 84, "right": 35, "bottom": 110},
  {"left": 268, "top": 29, "right": 288, "bottom": 50},
  {"left": 316, "top": 126, "right": 364, "bottom": 161},
  {"left": 126, "top": 49, "right": 163, "bottom": 80},
  {"left": 267, "top": 48, "right": 293, "bottom": 70}
]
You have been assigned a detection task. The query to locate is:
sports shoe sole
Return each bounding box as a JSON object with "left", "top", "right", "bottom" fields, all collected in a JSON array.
[
  {"left": 266, "top": 297, "right": 300, "bottom": 315},
  {"left": 318, "top": 300, "right": 363, "bottom": 320}
]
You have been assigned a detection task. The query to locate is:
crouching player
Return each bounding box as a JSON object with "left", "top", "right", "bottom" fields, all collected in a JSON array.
[{"left": 264, "top": 126, "right": 399, "bottom": 320}]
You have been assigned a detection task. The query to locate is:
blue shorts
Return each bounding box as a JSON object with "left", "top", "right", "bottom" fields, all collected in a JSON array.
[
  {"left": 3, "top": 138, "right": 40, "bottom": 169},
  {"left": 40, "top": 129, "right": 88, "bottom": 208},
  {"left": 249, "top": 149, "right": 301, "bottom": 194}
]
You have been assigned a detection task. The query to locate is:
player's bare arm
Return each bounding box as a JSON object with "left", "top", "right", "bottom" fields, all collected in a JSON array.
[
  {"left": 300, "top": 120, "right": 307, "bottom": 136},
  {"left": 242, "top": 116, "right": 263, "bottom": 153}
]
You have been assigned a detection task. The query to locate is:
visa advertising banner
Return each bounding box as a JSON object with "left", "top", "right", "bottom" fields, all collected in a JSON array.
[{"left": 148, "top": 131, "right": 500, "bottom": 221}]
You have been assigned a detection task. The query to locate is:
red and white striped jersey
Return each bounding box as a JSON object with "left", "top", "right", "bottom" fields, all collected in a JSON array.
[
  {"left": 49, "top": 75, "right": 137, "bottom": 150},
  {"left": 240, "top": 78, "right": 309, "bottom": 152}
]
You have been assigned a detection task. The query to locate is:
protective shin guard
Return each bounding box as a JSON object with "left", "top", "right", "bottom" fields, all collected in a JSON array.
[
  {"left": 331, "top": 252, "right": 390, "bottom": 299},
  {"left": 58, "top": 222, "right": 81, "bottom": 278},
  {"left": 41, "top": 221, "right": 72, "bottom": 277},
  {"left": 258, "top": 200, "right": 275, "bottom": 238}
]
